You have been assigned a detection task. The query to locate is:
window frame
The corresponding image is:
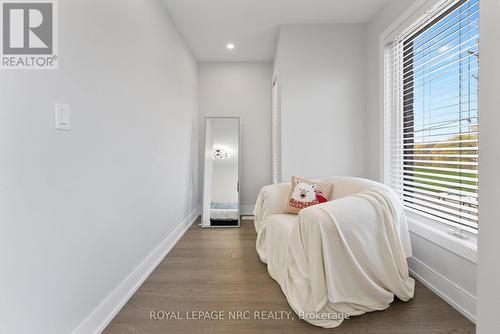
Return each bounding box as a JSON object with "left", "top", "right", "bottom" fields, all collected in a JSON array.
[{"left": 379, "top": 0, "right": 479, "bottom": 256}]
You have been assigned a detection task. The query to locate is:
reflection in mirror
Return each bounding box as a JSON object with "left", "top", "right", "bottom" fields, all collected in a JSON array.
[{"left": 202, "top": 118, "right": 240, "bottom": 228}]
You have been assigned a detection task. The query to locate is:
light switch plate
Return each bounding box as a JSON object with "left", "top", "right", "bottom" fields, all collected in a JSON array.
[{"left": 55, "top": 103, "right": 70, "bottom": 130}]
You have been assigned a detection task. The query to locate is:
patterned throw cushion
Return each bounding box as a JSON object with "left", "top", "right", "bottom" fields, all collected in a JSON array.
[{"left": 283, "top": 176, "right": 333, "bottom": 214}]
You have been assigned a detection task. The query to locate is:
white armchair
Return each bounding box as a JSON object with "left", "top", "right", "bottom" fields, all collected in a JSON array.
[
  {"left": 253, "top": 176, "right": 414, "bottom": 328},
  {"left": 254, "top": 176, "right": 388, "bottom": 233}
]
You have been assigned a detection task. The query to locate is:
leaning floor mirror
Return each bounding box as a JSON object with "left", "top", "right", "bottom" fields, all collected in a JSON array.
[{"left": 202, "top": 117, "right": 240, "bottom": 228}]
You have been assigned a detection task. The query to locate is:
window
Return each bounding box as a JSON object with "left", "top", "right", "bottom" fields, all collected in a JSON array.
[{"left": 385, "top": 0, "right": 479, "bottom": 233}]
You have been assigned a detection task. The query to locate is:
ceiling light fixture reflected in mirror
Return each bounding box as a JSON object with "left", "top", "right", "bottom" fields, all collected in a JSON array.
[{"left": 213, "top": 149, "right": 229, "bottom": 160}]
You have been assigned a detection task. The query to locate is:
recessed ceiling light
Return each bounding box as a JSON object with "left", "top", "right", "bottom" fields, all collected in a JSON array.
[{"left": 226, "top": 43, "right": 235, "bottom": 50}]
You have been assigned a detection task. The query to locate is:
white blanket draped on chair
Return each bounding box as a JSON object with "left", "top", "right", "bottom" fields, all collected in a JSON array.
[{"left": 254, "top": 181, "right": 415, "bottom": 328}]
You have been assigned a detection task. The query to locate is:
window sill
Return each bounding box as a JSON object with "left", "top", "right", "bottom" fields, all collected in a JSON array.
[{"left": 406, "top": 210, "right": 478, "bottom": 264}]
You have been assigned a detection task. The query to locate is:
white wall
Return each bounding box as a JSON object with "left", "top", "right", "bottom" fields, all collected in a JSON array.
[
  {"left": 274, "top": 24, "right": 366, "bottom": 182},
  {"left": 365, "top": 0, "right": 477, "bottom": 322},
  {"left": 212, "top": 162, "right": 239, "bottom": 203},
  {"left": 198, "top": 62, "right": 272, "bottom": 213},
  {"left": 0, "top": 1, "right": 199, "bottom": 333},
  {"left": 477, "top": 0, "right": 500, "bottom": 332},
  {"left": 364, "top": 0, "right": 417, "bottom": 181}
]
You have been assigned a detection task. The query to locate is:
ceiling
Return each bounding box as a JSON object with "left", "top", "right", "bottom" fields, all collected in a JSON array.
[{"left": 162, "top": 0, "right": 387, "bottom": 62}]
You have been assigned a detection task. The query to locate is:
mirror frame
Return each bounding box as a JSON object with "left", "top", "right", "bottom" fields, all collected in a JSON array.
[{"left": 201, "top": 117, "right": 241, "bottom": 228}]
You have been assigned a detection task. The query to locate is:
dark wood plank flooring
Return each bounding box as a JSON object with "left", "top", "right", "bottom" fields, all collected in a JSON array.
[{"left": 103, "top": 218, "right": 475, "bottom": 334}]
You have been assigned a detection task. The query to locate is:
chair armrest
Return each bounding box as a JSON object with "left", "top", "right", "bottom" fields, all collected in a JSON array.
[{"left": 254, "top": 183, "right": 290, "bottom": 232}]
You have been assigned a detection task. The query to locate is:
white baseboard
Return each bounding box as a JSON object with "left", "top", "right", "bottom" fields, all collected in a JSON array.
[
  {"left": 240, "top": 204, "right": 255, "bottom": 216},
  {"left": 72, "top": 206, "right": 201, "bottom": 334},
  {"left": 408, "top": 256, "right": 476, "bottom": 323}
]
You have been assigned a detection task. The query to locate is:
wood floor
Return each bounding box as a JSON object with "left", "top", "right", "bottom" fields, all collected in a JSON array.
[{"left": 103, "top": 218, "right": 475, "bottom": 334}]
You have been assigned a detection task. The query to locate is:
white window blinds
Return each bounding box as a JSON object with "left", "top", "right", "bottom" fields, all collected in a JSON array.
[
  {"left": 272, "top": 75, "right": 281, "bottom": 184},
  {"left": 385, "top": 0, "right": 479, "bottom": 232}
]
